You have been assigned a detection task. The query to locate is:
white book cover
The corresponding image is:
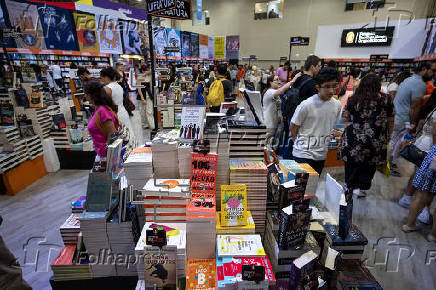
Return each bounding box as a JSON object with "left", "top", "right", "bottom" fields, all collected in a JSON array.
[
  {"left": 217, "top": 235, "right": 266, "bottom": 257},
  {"left": 179, "top": 107, "right": 206, "bottom": 141},
  {"left": 60, "top": 213, "right": 81, "bottom": 230},
  {"left": 143, "top": 179, "right": 190, "bottom": 196}
]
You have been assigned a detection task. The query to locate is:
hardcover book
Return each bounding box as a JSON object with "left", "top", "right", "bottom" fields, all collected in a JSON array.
[
  {"left": 267, "top": 163, "right": 281, "bottom": 210},
  {"left": 179, "top": 107, "right": 206, "bottom": 141},
  {"left": 278, "top": 181, "right": 304, "bottom": 211},
  {"left": 144, "top": 246, "right": 177, "bottom": 290},
  {"left": 221, "top": 184, "right": 248, "bottom": 227},
  {"left": 289, "top": 250, "right": 318, "bottom": 290},
  {"left": 278, "top": 203, "right": 312, "bottom": 250},
  {"left": 217, "top": 235, "right": 266, "bottom": 257},
  {"left": 323, "top": 225, "right": 368, "bottom": 247},
  {"left": 186, "top": 259, "right": 217, "bottom": 289},
  {"left": 338, "top": 193, "right": 353, "bottom": 240}
]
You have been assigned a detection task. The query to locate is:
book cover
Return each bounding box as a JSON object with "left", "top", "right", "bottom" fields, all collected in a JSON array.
[
  {"left": 60, "top": 214, "right": 81, "bottom": 230},
  {"left": 14, "top": 89, "right": 29, "bottom": 108},
  {"left": 278, "top": 205, "right": 312, "bottom": 250},
  {"left": 85, "top": 171, "right": 112, "bottom": 212},
  {"left": 217, "top": 235, "right": 265, "bottom": 257},
  {"left": 337, "top": 280, "right": 383, "bottom": 290},
  {"left": 144, "top": 246, "right": 177, "bottom": 290},
  {"left": 336, "top": 259, "right": 377, "bottom": 284},
  {"left": 179, "top": 107, "right": 206, "bottom": 141},
  {"left": 294, "top": 172, "right": 309, "bottom": 192},
  {"left": 51, "top": 245, "right": 76, "bottom": 266},
  {"left": 221, "top": 185, "right": 248, "bottom": 227},
  {"left": 267, "top": 163, "right": 281, "bottom": 210},
  {"left": 52, "top": 114, "right": 67, "bottom": 131},
  {"left": 289, "top": 250, "right": 318, "bottom": 290},
  {"left": 17, "top": 119, "right": 35, "bottom": 138},
  {"left": 186, "top": 259, "right": 217, "bottom": 289},
  {"left": 339, "top": 194, "right": 353, "bottom": 240},
  {"left": 278, "top": 181, "right": 304, "bottom": 211}
]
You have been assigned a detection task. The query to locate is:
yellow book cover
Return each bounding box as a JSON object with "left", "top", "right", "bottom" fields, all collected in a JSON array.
[{"left": 220, "top": 185, "right": 247, "bottom": 227}]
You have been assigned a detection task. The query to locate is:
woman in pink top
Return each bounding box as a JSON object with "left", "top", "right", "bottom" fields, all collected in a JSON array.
[
  {"left": 84, "top": 81, "right": 119, "bottom": 159},
  {"left": 340, "top": 68, "right": 360, "bottom": 111}
]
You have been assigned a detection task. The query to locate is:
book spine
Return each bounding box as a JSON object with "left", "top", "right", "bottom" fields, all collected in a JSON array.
[
  {"left": 338, "top": 199, "right": 353, "bottom": 240},
  {"left": 278, "top": 211, "right": 290, "bottom": 250}
]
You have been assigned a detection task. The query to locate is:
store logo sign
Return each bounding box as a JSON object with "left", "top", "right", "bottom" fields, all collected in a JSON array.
[
  {"left": 346, "top": 31, "right": 355, "bottom": 44},
  {"left": 341, "top": 27, "right": 395, "bottom": 47}
]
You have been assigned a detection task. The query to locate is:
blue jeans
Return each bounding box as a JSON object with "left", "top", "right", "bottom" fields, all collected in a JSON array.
[{"left": 292, "top": 157, "right": 325, "bottom": 175}]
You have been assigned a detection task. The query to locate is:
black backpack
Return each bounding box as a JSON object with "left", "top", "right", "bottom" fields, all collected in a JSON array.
[{"left": 280, "top": 77, "right": 312, "bottom": 120}]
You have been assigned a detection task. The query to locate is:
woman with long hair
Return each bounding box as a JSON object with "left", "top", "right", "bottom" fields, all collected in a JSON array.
[
  {"left": 386, "top": 71, "right": 411, "bottom": 100},
  {"left": 340, "top": 75, "right": 394, "bottom": 197},
  {"left": 84, "top": 81, "right": 119, "bottom": 159}
]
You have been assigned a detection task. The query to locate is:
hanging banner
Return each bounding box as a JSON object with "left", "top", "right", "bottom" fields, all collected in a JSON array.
[
  {"left": 181, "top": 31, "right": 191, "bottom": 57},
  {"left": 166, "top": 28, "right": 181, "bottom": 57},
  {"left": 214, "top": 36, "right": 225, "bottom": 59},
  {"left": 1, "top": 2, "right": 17, "bottom": 48},
  {"left": 5, "top": 0, "right": 46, "bottom": 49},
  {"left": 74, "top": 13, "right": 99, "bottom": 53},
  {"left": 150, "top": 0, "right": 191, "bottom": 20},
  {"left": 37, "top": 4, "right": 78, "bottom": 51},
  {"left": 199, "top": 34, "right": 208, "bottom": 59},
  {"left": 226, "top": 35, "right": 239, "bottom": 60},
  {"left": 92, "top": 0, "right": 148, "bottom": 21},
  {"left": 138, "top": 21, "right": 150, "bottom": 58},
  {"left": 120, "top": 20, "right": 141, "bottom": 55},
  {"left": 208, "top": 36, "right": 214, "bottom": 59},
  {"left": 146, "top": 0, "right": 176, "bottom": 14},
  {"left": 153, "top": 25, "right": 168, "bottom": 56},
  {"left": 197, "top": 0, "right": 202, "bottom": 20},
  {"left": 96, "top": 14, "right": 123, "bottom": 54},
  {"left": 190, "top": 32, "right": 199, "bottom": 58}
]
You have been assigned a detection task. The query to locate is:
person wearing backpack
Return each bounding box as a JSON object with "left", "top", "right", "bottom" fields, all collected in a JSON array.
[
  {"left": 292, "top": 55, "right": 322, "bottom": 105},
  {"left": 206, "top": 63, "right": 233, "bottom": 112}
]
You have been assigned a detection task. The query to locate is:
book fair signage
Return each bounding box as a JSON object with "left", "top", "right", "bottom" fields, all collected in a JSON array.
[
  {"left": 146, "top": 0, "right": 177, "bottom": 14},
  {"left": 341, "top": 27, "right": 395, "bottom": 47},
  {"left": 290, "top": 36, "right": 310, "bottom": 46},
  {"left": 148, "top": 0, "right": 191, "bottom": 20},
  {"left": 370, "top": 54, "right": 389, "bottom": 61}
]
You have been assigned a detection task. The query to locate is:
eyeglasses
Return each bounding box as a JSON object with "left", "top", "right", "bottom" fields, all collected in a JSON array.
[
  {"left": 320, "top": 84, "right": 339, "bottom": 89},
  {"left": 273, "top": 78, "right": 280, "bottom": 82}
]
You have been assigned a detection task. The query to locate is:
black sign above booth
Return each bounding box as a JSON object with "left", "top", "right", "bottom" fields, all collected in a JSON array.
[{"left": 341, "top": 27, "right": 395, "bottom": 47}]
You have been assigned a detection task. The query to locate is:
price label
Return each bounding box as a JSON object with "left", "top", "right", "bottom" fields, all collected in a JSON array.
[
  {"left": 145, "top": 228, "right": 167, "bottom": 247},
  {"left": 242, "top": 265, "right": 265, "bottom": 283}
]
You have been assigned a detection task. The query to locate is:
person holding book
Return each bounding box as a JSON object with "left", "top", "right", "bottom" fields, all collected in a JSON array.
[
  {"left": 290, "top": 67, "right": 341, "bottom": 174},
  {"left": 340, "top": 75, "right": 394, "bottom": 198},
  {"left": 84, "top": 81, "right": 119, "bottom": 160}
]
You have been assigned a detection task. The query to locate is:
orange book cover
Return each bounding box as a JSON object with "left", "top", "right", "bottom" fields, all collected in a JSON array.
[
  {"left": 51, "top": 245, "right": 76, "bottom": 266},
  {"left": 186, "top": 198, "right": 216, "bottom": 216},
  {"left": 186, "top": 259, "right": 217, "bottom": 290}
]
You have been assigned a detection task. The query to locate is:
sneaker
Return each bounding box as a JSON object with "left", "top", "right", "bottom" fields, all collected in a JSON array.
[
  {"left": 398, "top": 195, "right": 413, "bottom": 209},
  {"left": 352, "top": 189, "right": 360, "bottom": 196},
  {"left": 417, "top": 207, "right": 431, "bottom": 225},
  {"left": 402, "top": 224, "right": 418, "bottom": 232},
  {"left": 427, "top": 234, "right": 436, "bottom": 243},
  {"left": 357, "top": 190, "right": 367, "bottom": 198}
]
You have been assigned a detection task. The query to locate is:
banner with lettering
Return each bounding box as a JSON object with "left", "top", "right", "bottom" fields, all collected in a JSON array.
[
  {"left": 208, "top": 36, "right": 214, "bottom": 59},
  {"left": 226, "top": 35, "right": 239, "bottom": 60},
  {"left": 74, "top": 12, "right": 100, "bottom": 53},
  {"left": 199, "top": 34, "right": 208, "bottom": 59},
  {"left": 214, "top": 36, "right": 225, "bottom": 59},
  {"left": 181, "top": 31, "right": 191, "bottom": 57}
]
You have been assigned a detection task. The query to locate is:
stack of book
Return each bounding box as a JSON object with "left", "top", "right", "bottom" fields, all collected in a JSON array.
[
  {"left": 152, "top": 130, "right": 180, "bottom": 178},
  {"left": 60, "top": 213, "right": 81, "bottom": 245},
  {"left": 50, "top": 244, "right": 93, "bottom": 281},
  {"left": 25, "top": 135, "right": 43, "bottom": 160},
  {"left": 17, "top": 107, "right": 52, "bottom": 139},
  {"left": 142, "top": 179, "right": 190, "bottom": 222},
  {"left": 0, "top": 152, "right": 21, "bottom": 172},
  {"left": 335, "top": 259, "right": 383, "bottom": 289},
  {"left": 227, "top": 125, "right": 267, "bottom": 160},
  {"left": 278, "top": 161, "right": 319, "bottom": 196},
  {"left": 106, "top": 220, "right": 136, "bottom": 276},
  {"left": 71, "top": 196, "right": 86, "bottom": 213},
  {"left": 79, "top": 211, "right": 115, "bottom": 277},
  {"left": 0, "top": 126, "right": 20, "bottom": 147},
  {"left": 217, "top": 234, "right": 266, "bottom": 257},
  {"left": 216, "top": 211, "right": 255, "bottom": 235},
  {"left": 323, "top": 225, "right": 368, "bottom": 260},
  {"left": 135, "top": 222, "right": 186, "bottom": 280},
  {"left": 177, "top": 143, "right": 192, "bottom": 179},
  {"left": 124, "top": 147, "right": 153, "bottom": 190},
  {"left": 50, "top": 128, "right": 70, "bottom": 149},
  {"left": 229, "top": 160, "right": 268, "bottom": 235},
  {"left": 11, "top": 139, "right": 28, "bottom": 161},
  {"left": 187, "top": 213, "right": 216, "bottom": 260}
]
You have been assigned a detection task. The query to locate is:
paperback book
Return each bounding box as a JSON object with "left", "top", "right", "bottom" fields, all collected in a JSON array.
[
  {"left": 278, "top": 202, "right": 312, "bottom": 250},
  {"left": 217, "top": 235, "right": 266, "bottom": 257},
  {"left": 221, "top": 184, "right": 248, "bottom": 227},
  {"left": 186, "top": 259, "right": 217, "bottom": 289},
  {"left": 179, "top": 107, "right": 206, "bottom": 141},
  {"left": 144, "top": 246, "right": 177, "bottom": 290}
]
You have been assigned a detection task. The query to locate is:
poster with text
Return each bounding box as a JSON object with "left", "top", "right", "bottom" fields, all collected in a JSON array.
[
  {"left": 0, "top": 1, "right": 16, "bottom": 48},
  {"left": 5, "top": 0, "right": 46, "bottom": 49},
  {"left": 153, "top": 25, "right": 167, "bottom": 56},
  {"left": 166, "top": 28, "right": 181, "bottom": 57},
  {"left": 190, "top": 153, "right": 218, "bottom": 199},
  {"left": 181, "top": 31, "right": 191, "bottom": 57},
  {"left": 226, "top": 35, "right": 240, "bottom": 60},
  {"left": 199, "top": 34, "right": 208, "bottom": 59},
  {"left": 37, "top": 5, "right": 78, "bottom": 51},
  {"left": 121, "top": 20, "right": 141, "bottom": 55},
  {"left": 73, "top": 13, "right": 99, "bottom": 53},
  {"left": 190, "top": 32, "right": 199, "bottom": 58},
  {"left": 138, "top": 21, "right": 150, "bottom": 58},
  {"left": 96, "top": 14, "right": 122, "bottom": 54},
  {"left": 208, "top": 36, "right": 214, "bottom": 59},
  {"left": 214, "top": 36, "right": 225, "bottom": 59}
]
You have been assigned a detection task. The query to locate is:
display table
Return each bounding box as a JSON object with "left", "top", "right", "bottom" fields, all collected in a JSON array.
[
  {"left": 2, "top": 155, "right": 47, "bottom": 195},
  {"left": 49, "top": 275, "right": 138, "bottom": 290},
  {"left": 56, "top": 149, "right": 96, "bottom": 170}
]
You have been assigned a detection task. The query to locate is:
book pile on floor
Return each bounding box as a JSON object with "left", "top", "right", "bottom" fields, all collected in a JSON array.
[
  {"left": 124, "top": 146, "right": 153, "bottom": 190},
  {"left": 152, "top": 130, "right": 180, "bottom": 178},
  {"left": 177, "top": 143, "right": 192, "bottom": 178},
  {"left": 50, "top": 244, "right": 92, "bottom": 281},
  {"left": 142, "top": 178, "right": 190, "bottom": 222},
  {"left": 60, "top": 213, "right": 81, "bottom": 245},
  {"left": 229, "top": 160, "right": 268, "bottom": 235}
]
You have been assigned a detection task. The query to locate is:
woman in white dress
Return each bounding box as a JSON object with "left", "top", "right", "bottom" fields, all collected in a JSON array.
[{"left": 100, "top": 67, "right": 136, "bottom": 146}]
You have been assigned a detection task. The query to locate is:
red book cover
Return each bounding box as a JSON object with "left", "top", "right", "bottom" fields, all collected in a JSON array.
[
  {"left": 190, "top": 153, "right": 218, "bottom": 199},
  {"left": 217, "top": 265, "right": 224, "bottom": 281},
  {"left": 51, "top": 245, "right": 76, "bottom": 266}
]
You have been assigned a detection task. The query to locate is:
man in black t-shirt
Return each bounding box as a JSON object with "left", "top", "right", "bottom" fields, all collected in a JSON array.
[
  {"left": 206, "top": 64, "right": 233, "bottom": 112},
  {"left": 292, "top": 55, "right": 322, "bottom": 105}
]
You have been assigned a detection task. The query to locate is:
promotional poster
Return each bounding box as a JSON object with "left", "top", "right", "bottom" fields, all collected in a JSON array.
[
  {"left": 166, "top": 28, "right": 181, "bottom": 57},
  {"left": 5, "top": 0, "right": 46, "bottom": 49},
  {"left": 226, "top": 35, "right": 240, "bottom": 60},
  {"left": 181, "top": 31, "right": 191, "bottom": 57},
  {"left": 208, "top": 36, "right": 214, "bottom": 59},
  {"left": 96, "top": 14, "right": 122, "bottom": 54},
  {"left": 121, "top": 20, "right": 141, "bottom": 55},
  {"left": 73, "top": 13, "right": 99, "bottom": 53},
  {"left": 199, "top": 34, "right": 208, "bottom": 59},
  {"left": 37, "top": 5, "right": 78, "bottom": 51},
  {"left": 138, "top": 21, "right": 150, "bottom": 58},
  {"left": 190, "top": 32, "right": 199, "bottom": 58},
  {"left": 214, "top": 36, "right": 225, "bottom": 59},
  {"left": 0, "top": 2, "right": 16, "bottom": 48},
  {"left": 153, "top": 25, "right": 168, "bottom": 56}
]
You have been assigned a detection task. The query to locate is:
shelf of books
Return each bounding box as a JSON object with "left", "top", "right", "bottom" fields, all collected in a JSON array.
[{"left": 49, "top": 105, "right": 382, "bottom": 290}]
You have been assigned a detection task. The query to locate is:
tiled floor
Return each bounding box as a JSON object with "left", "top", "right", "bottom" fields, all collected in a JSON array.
[{"left": 0, "top": 157, "right": 435, "bottom": 289}]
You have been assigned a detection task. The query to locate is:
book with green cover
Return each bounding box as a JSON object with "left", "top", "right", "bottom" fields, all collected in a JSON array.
[{"left": 220, "top": 184, "right": 248, "bottom": 227}]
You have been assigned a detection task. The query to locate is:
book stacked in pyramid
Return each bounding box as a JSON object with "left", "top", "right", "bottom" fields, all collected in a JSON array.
[
  {"left": 79, "top": 211, "right": 115, "bottom": 277},
  {"left": 322, "top": 224, "right": 368, "bottom": 260},
  {"left": 177, "top": 143, "right": 192, "bottom": 179},
  {"left": 216, "top": 211, "right": 255, "bottom": 235},
  {"left": 60, "top": 213, "right": 81, "bottom": 245},
  {"left": 186, "top": 259, "right": 217, "bottom": 290},
  {"left": 229, "top": 160, "right": 268, "bottom": 235},
  {"left": 135, "top": 222, "right": 186, "bottom": 280},
  {"left": 279, "top": 160, "right": 319, "bottom": 196},
  {"left": 289, "top": 250, "right": 319, "bottom": 289},
  {"left": 142, "top": 179, "right": 190, "bottom": 222},
  {"left": 50, "top": 244, "right": 92, "bottom": 281},
  {"left": 152, "top": 130, "right": 180, "bottom": 178},
  {"left": 124, "top": 147, "right": 153, "bottom": 190}
]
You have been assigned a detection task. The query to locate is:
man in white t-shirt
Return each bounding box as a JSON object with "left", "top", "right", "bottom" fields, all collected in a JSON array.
[
  {"left": 49, "top": 62, "right": 63, "bottom": 91},
  {"left": 290, "top": 67, "right": 341, "bottom": 174}
]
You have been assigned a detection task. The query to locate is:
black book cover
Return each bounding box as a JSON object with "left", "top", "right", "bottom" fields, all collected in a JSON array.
[
  {"left": 18, "top": 119, "right": 35, "bottom": 138},
  {"left": 289, "top": 251, "right": 318, "bottom": 290},
  {"left": 295, "top": 172, "right": 309, "bottom": 192},
  {"left": 286, "top": 208, "right": 312, "bottom": 249},
  {"left": 339, "top": 197, "right": 353, "bottom": 240},
  {"left": 278, "top": 184, "right": 304, "bottom": 211},
  {"left": 323, "top": 225, "right": 368, "bottom": 247},
  {"left": 267, "top": 163, "right": 281, "bottom": 210},
  {"left": 14, "top": 89, "right": 29, "bottom": 108}
]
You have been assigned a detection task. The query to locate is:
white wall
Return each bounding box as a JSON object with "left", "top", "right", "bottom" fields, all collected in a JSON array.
[{"left": 315, "top": 19, "right": 428, "bottom": 59}]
